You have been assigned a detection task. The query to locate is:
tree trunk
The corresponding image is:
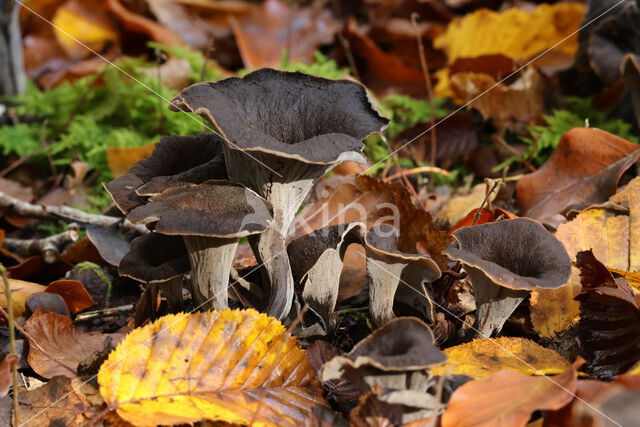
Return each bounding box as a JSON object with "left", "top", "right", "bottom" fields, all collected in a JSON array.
[{"left": 0, "top": 0, "right": 25, "bottom": 96}]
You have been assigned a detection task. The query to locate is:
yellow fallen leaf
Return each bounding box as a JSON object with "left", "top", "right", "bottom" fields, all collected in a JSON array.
[
  {"left": 530, "top": 177, "right": 640, "bottom": 338},
  {"left": 98, "top": 309, "right": 324, "bottom": 426},
  {"left": 107, "top": 143, "right": 156, "bottom": 178},
  {"left": 431, "top": 337, "right": 570, "bottom": 380},
  {"left": 52, "top": 0, "right": 119, "bottom": 60},
  {"left": 610, "top": 269, "right": 640, "bottom": 291},
  {"left": 434, "top": 3, "right": 584, "bottom": 64},
  {"left": 434, "top": 3, "right": 585, "bottom": 98},
  {"left": 0, "top": 278, "right": 46, "bottom": 318}
]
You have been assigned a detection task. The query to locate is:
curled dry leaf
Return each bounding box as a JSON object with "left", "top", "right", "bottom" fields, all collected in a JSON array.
[
  {"left": 25, "top": 308, "right": 124, "bottom": 379},
  {"left": 516, "top": 128, "right": 640, "bottom": 226},
  {"left": 441, "top": 359, "right": 580, "bottom": 427},
  {"left": 98, "top": 309, "right": 324, "bottom": 426},
  {"left": 531, "top": 176, "right": 640, "bottom": 338},
  {"left": 431, "top": 337, "right": 570, "bottom": 380},
  {"left": 45, "top": 279, "right": 94, "bottom": 314},
  {"left": 575, "top": 250, "right": 640, "bottom": 379},
  {"left": 443, "top": 218, "right": 571, "bottom": 336}
]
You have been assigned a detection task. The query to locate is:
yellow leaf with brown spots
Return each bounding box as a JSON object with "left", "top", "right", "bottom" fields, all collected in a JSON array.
[
  {"left": 98, "top": 309, "right": 324, "bottom": 426},
  {"left": 430, "top": 337, "right": 570, "bottom": 380},
  {"left": 530, "top": 177, "right": 640, "bottom": 338}
]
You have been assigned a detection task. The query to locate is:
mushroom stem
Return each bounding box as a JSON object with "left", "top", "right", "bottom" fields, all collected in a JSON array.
[
  {"left": 183, "top": 236, "right": 238, "bottom": 310},
  {"left": 249, "top": 214, "right": 294, "bottom": 320},
  {"left": 367, "top": 258, "right": 405, "bottom": 328}
]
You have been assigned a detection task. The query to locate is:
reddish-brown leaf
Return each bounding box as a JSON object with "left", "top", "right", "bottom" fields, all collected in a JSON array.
[
  {"left": 231, "top": 0, "right": 337, "bottom": 68},
  {"left": 0, "top": 354, "right": 18, "bottom": 397},
  {"left": 575, "top": 250, "right": 640, "bottom": 379},
  {"left": 45, "top": 279, "right": 94, "bottom": 314},
  {"left": 516, "top": 128, "right": 640, "bottom": 225},
  {"left": 441, "top": 360, "right": 580, "bottom": 427},
  {"left": 25, "top": 309, "right": 123, "bottom": 379}
]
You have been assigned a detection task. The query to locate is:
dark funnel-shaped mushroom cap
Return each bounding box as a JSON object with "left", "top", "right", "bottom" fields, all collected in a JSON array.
[
  {"left": 321, "top": 317, "right": 446, "bottom": 393},
  {"left": 104, "top": 134, "right": 227, "bottom": 214},
  {"left": 119, "top": 233, "right": 189, "bottom": 283},
  {"left": 169, "top": 68, "right": 389, "bottom": 165},
  {"left": 442, "top": 218, "right": 571, "bottom": 336},
  {"left": 126, "top": 181, "right": 273, "bottom": 238},
  {"left": 443, "top": 218, "right": 571, "bottom": 291}
]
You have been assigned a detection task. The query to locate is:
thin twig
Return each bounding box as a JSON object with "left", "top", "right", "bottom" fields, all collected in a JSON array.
[
  {"left": 472, "top": 178, "right": 503, "bottom": 226},
  {"left": 383, "top": 166, "right": 451, "bottom": 182},
  {"left": 411, "top": 13, "right": 437, "bottom": 168},
  {"left": 0, "top": 265, "right": 19, "bottom": 425},
  {"left": 381, "top": 135, "right": 425, "bottom": 209},
  {"left": 3, "top": 224, "right": 80, "bottom": 263},
  {"left": 0, "top": 190, "right": 148, "bottom": 235}
]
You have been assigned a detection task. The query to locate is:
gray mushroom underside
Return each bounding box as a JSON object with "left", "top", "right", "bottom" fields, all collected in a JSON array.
[
  {"left": 104, "top": 134, "right": 227, "bottom": 214},
  {"left": 119, "top": 233, "right": 189, "bottom": 283}
]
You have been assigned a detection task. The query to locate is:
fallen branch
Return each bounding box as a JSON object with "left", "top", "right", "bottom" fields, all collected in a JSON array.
[
  {"left": 0, "top": 191, "right": 148, "bottom": 235},
  {"left": 3, "top": 224, "right": 80, "bottom": 263}
]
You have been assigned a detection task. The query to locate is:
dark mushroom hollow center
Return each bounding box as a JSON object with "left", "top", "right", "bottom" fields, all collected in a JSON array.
[{"left": 452, "top": 219, "right": 570, "bottom": 282}]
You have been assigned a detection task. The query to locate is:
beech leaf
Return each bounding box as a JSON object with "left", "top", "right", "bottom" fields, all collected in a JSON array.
[
  {"left": 431, "top": 337, "right": 570, "bottom": 380},
  {"left": 25, "top": 308, "right": 124, "bottom": 379},
  {"left": 531, "top": 176, "right": 640, "bottom": 338},
  {"left": 441, "top": 359, "right": 580, "bottom": 427},
  {"left": 98, "top": 309, "right": 325, "bottom": 426}
]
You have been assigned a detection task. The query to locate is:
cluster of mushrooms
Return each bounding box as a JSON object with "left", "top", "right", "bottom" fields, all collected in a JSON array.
[{"left": 106, "top": 69, "right": 572, "bottom": 339}]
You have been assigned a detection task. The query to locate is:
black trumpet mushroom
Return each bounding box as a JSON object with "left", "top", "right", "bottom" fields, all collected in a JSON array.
[
  {"left": 126, "top": 181, "right": 273, "bottom": 310},
  {"left": 170, "top": 69, "right": 389, "bottom": 319},
  {"left": 443, "top": 218, "right": 572, "bottom": 337}
]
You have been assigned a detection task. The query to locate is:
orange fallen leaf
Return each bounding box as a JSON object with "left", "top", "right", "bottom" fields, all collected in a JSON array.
[
  {"left": 516, "top": 128, "right": 640, "bottom": 225},
  {"left": 531, "top": 176, "right": 640, "bottom": 338},
  {"left": 98, "top": 309, "right": 324, "bottom": 426},
  {"left": 0, "top": 354, "right": 18, "bottom": 397},
  {"left": 441, "top": 359, "right": 580, "bottom": 427},
  {"left": 45, "top": 279, "right": 94, "bottom": 314},
  {"left": 106, "top": 143, "right": 156, "bottom": 178}
]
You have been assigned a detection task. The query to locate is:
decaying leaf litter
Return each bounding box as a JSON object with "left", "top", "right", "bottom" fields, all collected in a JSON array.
[{"left": 0, "top": 0, "right": 639, "bottom": 426}]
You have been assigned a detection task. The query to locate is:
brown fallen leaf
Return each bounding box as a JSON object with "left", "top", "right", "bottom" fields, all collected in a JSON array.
[
  {"left": 441, "top": 359, "right": 580, "bottom": 427},
  {"left": 0, "top": 354, "right": 18, "bottom": 397},
  {"left": 25, "top": 308, "right": 124, "bottom": 379},
  {"left": 231, "top": 0, "right": 337, "bottom": 69},
  {"left": 98, "top": 309, "right": 324, "bottom": 426},
  {"left": 531, "top": 177, "right": 640, "bottom": 338},
  {"left": 392, "top": 111, "right": 479, "bottom": 167},
  {"left": 516, "top": 128, "right": 640, "bottom": 226},
  {"left": 575, "top": 250, "right": 640, "bottom": 379},
  {"left": 105, "top": 0, "right": 183, "bottom": 47},
  {"left": 450, "top": 67, "right": 548, "bottom": 133},
  {"left": 17, "top": 375, "right": 106, "bottom": 426}
]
